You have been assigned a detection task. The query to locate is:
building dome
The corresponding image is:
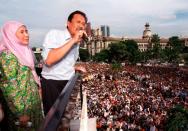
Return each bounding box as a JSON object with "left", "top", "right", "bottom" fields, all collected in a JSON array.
[{"left": 143, "top": 23, "right": 152, "bottom": 39}]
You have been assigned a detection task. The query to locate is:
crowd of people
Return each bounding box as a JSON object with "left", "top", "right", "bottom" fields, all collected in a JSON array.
[
  {"left": 0, "top": 9, "right": 188, "bottom": 131},
  {"left": 80, "top": 62, "right": 188, "bottom": 130}
]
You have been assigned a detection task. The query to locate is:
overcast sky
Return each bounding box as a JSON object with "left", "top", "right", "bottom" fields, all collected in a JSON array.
[{"left": 0, "top": 0, "right": 188, "bottom": 47}]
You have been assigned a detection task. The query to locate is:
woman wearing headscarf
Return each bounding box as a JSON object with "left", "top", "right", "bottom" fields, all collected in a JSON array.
[{"left": 0, "top": 21, "right": 43, "bottom": 130}]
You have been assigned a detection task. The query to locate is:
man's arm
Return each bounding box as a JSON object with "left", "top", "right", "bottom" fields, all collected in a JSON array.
[
  {"left": 45, "top": 38, "right": 76, "bottom": 66},
  {"left": 45, "top": 30, "right": 85, "bottom": 66}
]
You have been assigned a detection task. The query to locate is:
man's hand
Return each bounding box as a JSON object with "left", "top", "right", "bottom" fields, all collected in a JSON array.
[
  {"left": 73, "top": 29, "right": 87, "bottom": 43},
  {"left": 75, "top": 66, "right": 87, "bottom": 73}
]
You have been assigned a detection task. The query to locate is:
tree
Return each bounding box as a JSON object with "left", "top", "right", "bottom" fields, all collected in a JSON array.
[
  {"left": 165, "top": 36, "right": 184, "bottom": 63},
  {"left": 168, "top": 36, "right": 184, "bottom": 53},
  {"left": 108, "top": 42, "right": 128, "bottom": 63},
  {"left": 151, "top": 34, "right": 161, "bottom": 59},
  {"left": 161, "top": 47, "right": 177, "bottom": 62},
  {"left": 79, "top": 48, "right": 90, "bottom": 62},
  {"left": 166, "top": 105, "right": 188, "bottom": 131},
  {"left": 93, "top": 49, "right": 109, "bottom": 62},
  {"left": 124, "top": 40, "right": 140, "bottom": 64},
  {"left": 182, "top": 46, "right": 188, "bottom": 53},
  {"left": 182, "top": 53, "right": 188, "bottom": 64},
  {"left": 140, "top": 50, "right": 152, "bottom": 63}
]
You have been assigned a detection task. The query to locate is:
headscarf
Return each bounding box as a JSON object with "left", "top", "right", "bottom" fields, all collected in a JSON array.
[{"left": 0, "top": 21, "right": 41, "bottom": 87}]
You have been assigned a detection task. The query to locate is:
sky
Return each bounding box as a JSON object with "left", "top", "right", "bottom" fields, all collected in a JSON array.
[{"left": 0, "top": 0, "right": 188, "bottom": 47}]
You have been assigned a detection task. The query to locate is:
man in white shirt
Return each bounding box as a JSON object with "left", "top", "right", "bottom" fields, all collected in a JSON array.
[{"left": 41, "top": 10, "right": 87, "bottom": 115}]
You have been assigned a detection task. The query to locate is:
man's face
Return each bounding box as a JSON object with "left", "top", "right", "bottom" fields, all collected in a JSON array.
[{"left": 67, "top": 14, "right": 86, "bottom": 37}]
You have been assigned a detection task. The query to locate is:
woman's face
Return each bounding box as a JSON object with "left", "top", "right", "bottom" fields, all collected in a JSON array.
[{"left": 15, "top": 25, "right": 29, "bottom": 45}]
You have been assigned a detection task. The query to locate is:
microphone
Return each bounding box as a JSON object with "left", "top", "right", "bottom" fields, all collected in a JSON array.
[{"left": 82, "top": 33, "right": 88, "bottom": 42}]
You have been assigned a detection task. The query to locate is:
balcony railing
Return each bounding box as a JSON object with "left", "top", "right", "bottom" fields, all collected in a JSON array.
[{"left": 38, "top": 72, "right": 82, "bottom": 131}]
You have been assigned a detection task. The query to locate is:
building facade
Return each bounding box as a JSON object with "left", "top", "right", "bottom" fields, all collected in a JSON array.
[{"left": 84, "top": 23, "right": 188, "bottom": 55}]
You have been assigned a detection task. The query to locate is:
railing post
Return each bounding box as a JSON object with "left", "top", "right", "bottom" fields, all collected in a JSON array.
[
  {"left": 79, "top": 90, "right": 88, "bottom": 131},
  {"left": 80, "top": 80, "right": 83, "bottom": 109}
]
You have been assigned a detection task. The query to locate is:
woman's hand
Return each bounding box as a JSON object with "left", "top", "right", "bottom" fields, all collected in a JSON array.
[
  {"left": 19, "top": 115, "right": 30, "bottom": 126},
  {"left": 0, "top": 104, "right": 4, "bottom": 122}
]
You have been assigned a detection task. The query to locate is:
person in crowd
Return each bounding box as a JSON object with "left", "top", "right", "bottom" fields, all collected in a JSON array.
[
  {"left": 0, "top": 89, "right": 4, "bottom": 124},
  {"left": 0, "top": 103, "right": 4, "bottom": 123},
  {"left": 41, "top": 10, "right": 87, "bottom": 115},
  {"left": 0, "top": 21, "right": 43, "bottom": 130}
]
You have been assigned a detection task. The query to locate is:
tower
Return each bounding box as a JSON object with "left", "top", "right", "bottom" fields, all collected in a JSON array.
[
  {"left": 142, "top": 23, "right": 152, "bottom": 40},
  {"left": 100, "top": 25, "right": 110, "bottom": 37}
]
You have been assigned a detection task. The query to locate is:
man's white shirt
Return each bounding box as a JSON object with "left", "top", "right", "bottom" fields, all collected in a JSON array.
[{"left": 41, "top": 29, "right": 79, "bottom": 80}]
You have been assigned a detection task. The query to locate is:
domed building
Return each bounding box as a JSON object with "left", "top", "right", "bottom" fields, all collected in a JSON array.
[{"left": 84, "top": 23, "right": 188, "bottom": 55}]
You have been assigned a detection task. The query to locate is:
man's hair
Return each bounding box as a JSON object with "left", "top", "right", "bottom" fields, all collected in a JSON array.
[{"left": 68, "top": 10, "right": 87, "bottom": 23}]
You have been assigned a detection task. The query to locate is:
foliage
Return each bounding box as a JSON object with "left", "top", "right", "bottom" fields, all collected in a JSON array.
[
  {"left": 151, "top": 34, "right": 162, "bottom": 59},
  {"left": 163, "top": 36, "right": 184, "bottom": 63},
  {"left": 182, "top": 46, "right": 188, "bottom": 53},
  {"left": 151, "top": 34, "right": 160, "bottom": 44},
  {"left": 160, "top": 48, "right": 178, "bottom": 62},
  {"left": 108, "top": 42, "right": 128, "bottom": 62},
  {"left": 166, "top": 105, "right": 188, "bottom": 131},
  {"left": 79, "top": 48, "right": 90, "bottom": 62},
  {"left": 93, "top": 49, "right": 110, "bottom": 62},
  {"left": 111, "top": 62, "right": 122, "bottom": 71},
  {"left": 140, "top": 49, "right": 152, "bottom": 62},
  {"left": 93, "top": 40, "right": 141, "bottom": 64},
  {"left": 91, "top": 35, "right": 186, "bottom": 64},
  {"left": 124, "top": 40, "right": 140, "bottom": 64},
  {"left": 182, "top": 53, "right": 188, "bottom": 64},
  {"left": 168, "top": 36, "right": 184, "bottom": 53}
]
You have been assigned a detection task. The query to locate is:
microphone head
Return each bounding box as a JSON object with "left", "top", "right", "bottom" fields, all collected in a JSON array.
[{"left": 82, "top": 33, "right": 88, "bottom": 42}]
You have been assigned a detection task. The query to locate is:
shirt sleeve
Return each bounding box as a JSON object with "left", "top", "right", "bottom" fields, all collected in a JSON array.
[
  {"left": 42, "top": 30, "right": 55, "bottom": 60},
  {"left": 43, "top": 30, "right": 60, "bottom": 49},
  {"left": 42, "top": 30, "right": 67, "bottom": 60}
]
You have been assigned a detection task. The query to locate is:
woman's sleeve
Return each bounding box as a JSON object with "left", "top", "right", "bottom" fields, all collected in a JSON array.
[
  {"left": 0, "top": 53, "right": 21, "bottom": 113},
  {"left": 1, "top": 53, "right": 18, "bottom": 80}
]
